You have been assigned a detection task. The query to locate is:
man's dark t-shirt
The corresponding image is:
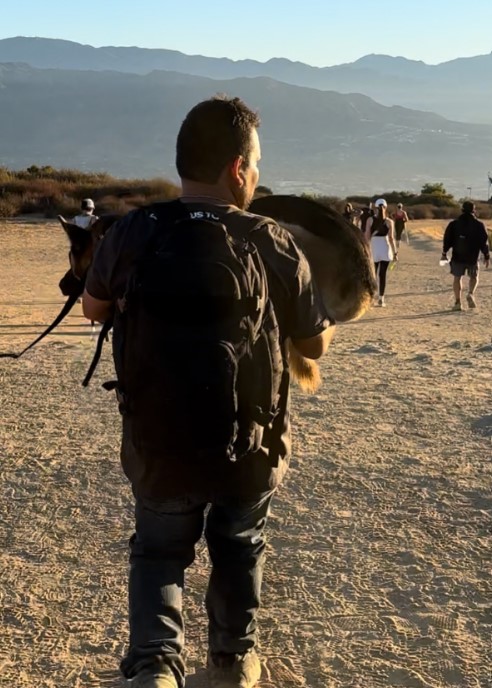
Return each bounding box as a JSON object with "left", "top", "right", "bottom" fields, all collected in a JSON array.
[
  {"left": 85, "top": 200, "right": 329, "bottom": 499},
  {"left": 443, "top": 214, "right": 490, "bottom": 265}
]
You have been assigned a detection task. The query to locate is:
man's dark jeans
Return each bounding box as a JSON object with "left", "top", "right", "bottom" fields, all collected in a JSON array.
[{"left": 120, "top": 490, "right": 274, "bottom": 687}]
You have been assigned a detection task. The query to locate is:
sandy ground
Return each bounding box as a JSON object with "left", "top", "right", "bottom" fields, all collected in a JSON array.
[{"left": 0, "top": 218, "right": 491, "bottom": 688}]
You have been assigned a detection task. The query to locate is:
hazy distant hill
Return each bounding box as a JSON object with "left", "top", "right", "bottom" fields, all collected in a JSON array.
[
  {"left": 1, "top": 63, "right": 491, "bottom": 197},
  {"left": 1, "top": 37, "right": 491, "bottom": 124}
]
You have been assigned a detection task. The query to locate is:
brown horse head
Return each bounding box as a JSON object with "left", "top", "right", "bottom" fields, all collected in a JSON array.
[{"left": 57, "top": 214, "right": 121, "bottom": 296}]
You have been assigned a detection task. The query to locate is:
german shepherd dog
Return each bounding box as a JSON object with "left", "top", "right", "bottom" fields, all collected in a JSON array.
[
  {"left": 249, "top": 195, "right": 377, "bottom": 391},
  {"left": 10, "top": 198, "right": 374, "bottom": 392}
]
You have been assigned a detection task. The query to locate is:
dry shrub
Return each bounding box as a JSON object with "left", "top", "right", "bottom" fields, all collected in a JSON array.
[
  {"left": 474, "top": 202, "right": 492, "bottom": 220},
  {"left": 0, "top": 167, "right": 13, "bottom": 184},
  {"left": 0, "top": 194, "right": 22, "bottom": 218},
  {"left": 96, "top": 195, "right": 136, "bottom": 215},
  {"left": 19, "top": 193, "right": 45, "bottom": 215},
  {"left": 431, "top": 206, "right": 458, "bottom": 220},
  {"left": 125, "top": 177, "right": 180, "bottom": 199},
  {"left": 23, "top": 178, "right": 70, "bottom": 197},
  {"left": 406, "top": 204, "right": 434, "bottom": 220},
  {"left": 1, "top": 165, "right": 180, "bottom": 218}
]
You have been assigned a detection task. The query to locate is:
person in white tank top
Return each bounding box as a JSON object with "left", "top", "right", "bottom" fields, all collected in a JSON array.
[
  {"left": 365, "top": 198, "right": 398, "bottom": 307},
  {"left": 72, "top": 198, "right": 98, "bottom": 229}
]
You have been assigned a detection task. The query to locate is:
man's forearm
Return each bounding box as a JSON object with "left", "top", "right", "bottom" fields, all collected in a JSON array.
[
  {"left": 82, "top": 290, "right": 113, "bottom": 323},
  {"left": 480, "top": 232, "right": 490, "bottom": 260},
  {"left": 442, "top": 226, "right": 452, "bottom": 254}
]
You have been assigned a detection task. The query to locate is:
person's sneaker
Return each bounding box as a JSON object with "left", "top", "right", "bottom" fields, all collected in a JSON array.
[
  {"left": 466, "top": 293, "right": 477, "bottom": 308},
  {"left": 452, "top": 301, "right": 463, "bottom": 311},
  {"left": 131, "top": 667, "right": 178, "bottom": 688},
  {"left": 378, "top": 297, "right": 386, "bottom": 308},
  {"left": 207, "top": 649, "right": 261, "bottom": 688}
]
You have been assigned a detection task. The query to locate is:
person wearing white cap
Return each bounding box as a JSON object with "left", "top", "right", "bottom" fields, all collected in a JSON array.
[
  {"left": 72, "top": 198, "right": 98, "bottom": 229},
  {"left": 364, "top": 198, "right": 398, "bottom": 307}
]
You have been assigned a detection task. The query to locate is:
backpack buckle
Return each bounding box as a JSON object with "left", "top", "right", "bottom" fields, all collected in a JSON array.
[
  {"left": 102, "top": 380, "right": 128, "bottom": 414},
  {"left": 115, "top": 389, "right": 128, "bottom": 415}
]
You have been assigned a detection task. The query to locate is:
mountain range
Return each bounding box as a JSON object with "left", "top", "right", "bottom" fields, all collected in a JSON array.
[
  {"left": 1, "top": 37, "right": 491, "bottom": 124},
  {"left": 1, "top": 37, "right": 491, "bottom": 197}
]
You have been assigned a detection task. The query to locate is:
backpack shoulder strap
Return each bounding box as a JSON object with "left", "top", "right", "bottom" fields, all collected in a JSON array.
[
  {"left": 226, "top": 209, "right": 275, "bottom": 241},
  {"left": 139, "top": 199, "right": 188, "bottom": 247},
  {"left": 81, "top": 200, "right": 186, "bottom": 387}
]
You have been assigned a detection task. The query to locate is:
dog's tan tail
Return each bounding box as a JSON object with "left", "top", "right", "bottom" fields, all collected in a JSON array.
[{"left": 286, "top": 340, "right": 321, "bottom": 393}]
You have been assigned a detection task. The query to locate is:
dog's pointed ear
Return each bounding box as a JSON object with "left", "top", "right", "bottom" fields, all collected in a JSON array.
[
  {"left": 58, "top": 215, "right": 72, "bottom": 232},
  {"left": 58, "top": 215, "right": 90, "bottom": 248}
]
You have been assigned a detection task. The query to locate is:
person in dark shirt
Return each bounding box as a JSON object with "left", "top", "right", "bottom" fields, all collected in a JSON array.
[
  {"left": 358, "top": 203, "right": 374, "bottom": 233},
  {"left": 342, "top": 202, "right": 354, "bottom": 223},
  {"left": 82, "top": 96, "right": 334, "bottom": 688},
  {"left": 442, "top": 201, "right": 490, "bottom": 310}
]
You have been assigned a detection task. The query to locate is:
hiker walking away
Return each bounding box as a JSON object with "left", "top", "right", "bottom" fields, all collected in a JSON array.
[
  {"left": 82, "top": 96, "right": 334, "bottom": 688},
  {"left": 392, "top": 202, "right": 409, "bottom": 249},
  {"left": 365, "top": 198, "right": 398, "bottom": 307},
  {"left": 72, "top": 198, "right": 98, "bottom": 229},
  {"left": 441, "top": 201, "right": 490, "bottom": 310}
]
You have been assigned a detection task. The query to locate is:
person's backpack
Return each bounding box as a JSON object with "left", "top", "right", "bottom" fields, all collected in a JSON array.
[
  {"left": 451, "top": 216, "right": 479, "bottom": 263},
  {"left": 111, "top": 200, "right": 284, "bottom": 466}
]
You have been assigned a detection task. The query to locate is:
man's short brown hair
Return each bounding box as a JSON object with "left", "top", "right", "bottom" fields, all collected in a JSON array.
[{"left": 176, "top": 95, "right": 261, "bottom": 184}]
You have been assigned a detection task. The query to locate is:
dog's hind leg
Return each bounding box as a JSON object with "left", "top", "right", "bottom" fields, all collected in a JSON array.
[{"left": 286, "top": 340, "right": 321, "bottom": 393}]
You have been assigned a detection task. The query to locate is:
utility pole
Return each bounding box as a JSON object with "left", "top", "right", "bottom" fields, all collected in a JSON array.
[{"left": 466, "top": 186, "right": 472, "bottom": 198}]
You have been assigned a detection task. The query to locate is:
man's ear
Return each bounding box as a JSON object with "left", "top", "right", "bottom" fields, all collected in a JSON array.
[{"left": 230, "top": 156, "right": 245, "bottom": 187}]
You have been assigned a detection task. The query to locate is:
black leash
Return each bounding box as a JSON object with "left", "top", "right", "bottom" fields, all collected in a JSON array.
[
  {"left": 0, "top": 292, "right": 80, "bottom": 359},
  {"left": 82, "top": 318, "right": 113, "bottom": 387}
]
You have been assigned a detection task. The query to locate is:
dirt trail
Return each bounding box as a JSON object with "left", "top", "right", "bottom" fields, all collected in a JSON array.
[{"left": 0, "top": 219, "right": 491, "bottom": 687}]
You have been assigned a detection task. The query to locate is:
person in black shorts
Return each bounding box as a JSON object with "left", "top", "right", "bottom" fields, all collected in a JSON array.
[{"left": 442, "top": 201, "right": 490, "bottom": 310}]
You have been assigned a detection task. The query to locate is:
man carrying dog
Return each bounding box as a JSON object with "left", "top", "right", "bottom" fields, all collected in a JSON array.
[{"left": 82, "top": 95, "right": 334, "bottom": 688}]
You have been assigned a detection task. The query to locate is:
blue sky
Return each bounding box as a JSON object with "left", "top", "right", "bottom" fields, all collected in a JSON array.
[{"left": 2, "top": 0, "right": 491, "bottom": 65}]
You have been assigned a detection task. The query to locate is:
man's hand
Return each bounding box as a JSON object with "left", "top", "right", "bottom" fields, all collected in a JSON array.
[
  {"left": 291, "top": 324, "right": 335, "bottom": 360},
  {"left": 484, "top": 258, "right": 490, "bottom": 269}
]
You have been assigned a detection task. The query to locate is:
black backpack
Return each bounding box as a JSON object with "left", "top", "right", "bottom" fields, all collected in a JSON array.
[
  {"left": 112, "top": 200, "right": 284, "bottom": 465},
  {"left": 452, "top": 215, "right": 477, "bottom": 263}
]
